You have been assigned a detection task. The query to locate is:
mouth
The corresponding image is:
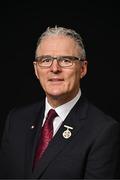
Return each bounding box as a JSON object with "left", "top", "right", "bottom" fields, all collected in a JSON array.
[{"left": 48, "top": 78, "right": 64, "bottom": 83}]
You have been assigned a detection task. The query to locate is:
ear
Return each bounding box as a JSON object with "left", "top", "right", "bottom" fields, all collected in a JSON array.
[
  {"left": 80, "top": 60, "right": 88, "bottom": 79},
  {"left": 33, "top": 62, "right": 39, "bottom": 79}
]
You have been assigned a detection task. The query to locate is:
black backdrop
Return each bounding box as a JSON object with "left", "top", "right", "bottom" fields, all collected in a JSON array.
[{"left": 0, "top": 1, "right": 120, "bottom": 141}]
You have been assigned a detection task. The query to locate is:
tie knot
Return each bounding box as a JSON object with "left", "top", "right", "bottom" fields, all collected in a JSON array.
[{"left": 47, "top": 109, "right": 58, "bottom": 122}]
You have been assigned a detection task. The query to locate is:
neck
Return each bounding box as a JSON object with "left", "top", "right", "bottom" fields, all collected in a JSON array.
[{"left": 46, "top": 90, "right": 80, "bottom": 108}]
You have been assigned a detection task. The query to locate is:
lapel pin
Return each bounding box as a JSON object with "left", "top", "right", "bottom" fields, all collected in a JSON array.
[
  {"left": 30, "top": 125, "right": 35, "bottom": 129},
  {"left": 63, "top": 125, "right": 73, "bottom": 139}
]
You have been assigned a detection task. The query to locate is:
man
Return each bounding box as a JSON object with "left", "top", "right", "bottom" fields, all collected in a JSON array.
[{"left": 0, "top": 26, "right": 120, "bottom": 179}]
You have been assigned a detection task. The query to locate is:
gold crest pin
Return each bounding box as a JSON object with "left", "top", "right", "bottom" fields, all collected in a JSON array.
[{"left": 63, "top": 125, "right": 73, "bottom": 139}]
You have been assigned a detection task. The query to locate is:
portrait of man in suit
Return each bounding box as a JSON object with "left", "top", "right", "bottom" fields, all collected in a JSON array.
[{"left": 0, "top": 26, "right": 120, "bottom": 179}]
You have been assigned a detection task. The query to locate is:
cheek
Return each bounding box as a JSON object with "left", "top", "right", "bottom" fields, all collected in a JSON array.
[
  {"left": 36, "top": 70, "right": 47, "bottom": 86},
  {"left": 65, "top": 70, "right": 81, "bottom": 87}
]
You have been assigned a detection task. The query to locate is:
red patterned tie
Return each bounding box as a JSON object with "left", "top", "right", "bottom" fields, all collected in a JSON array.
[{"left": 33, "top": 109, "right": 58, "bottom": 169}]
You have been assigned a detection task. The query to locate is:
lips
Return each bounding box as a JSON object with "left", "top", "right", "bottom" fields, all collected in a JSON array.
[{"left": 48, "top": 78, "right": 64, "bottom": 82}]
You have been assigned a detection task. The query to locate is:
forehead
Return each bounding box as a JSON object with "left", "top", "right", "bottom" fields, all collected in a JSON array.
[{"left": 36, "top": 35, "right": 81, "bottom": 56}]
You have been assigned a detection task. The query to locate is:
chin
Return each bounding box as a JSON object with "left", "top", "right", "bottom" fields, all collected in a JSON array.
[{"left": 47, "top": 90, "right": 66, "bottom": 99}]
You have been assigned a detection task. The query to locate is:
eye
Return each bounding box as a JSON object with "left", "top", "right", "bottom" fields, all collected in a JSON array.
[
  {"left": 41, "top": 57, "right": 52, "bottom": 63},
  {"left": 61, "top": 57, "right": 71, "bottom": 63}
]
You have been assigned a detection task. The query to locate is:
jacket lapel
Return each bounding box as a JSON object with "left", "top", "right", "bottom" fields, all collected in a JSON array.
[
  {"left": 32, "top": 96, "right": 88, "bottom": 178},
  {"left": 24, "top": 101, "right": 45, "bottom": 178}
]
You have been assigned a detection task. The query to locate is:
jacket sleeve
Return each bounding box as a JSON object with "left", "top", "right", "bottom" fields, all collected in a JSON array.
[
  {"left": 0, "top": 109, "right": 16, "bottom": 178},
  {"left": 84, "top": 119, "right": 120, "bottom": 179}
]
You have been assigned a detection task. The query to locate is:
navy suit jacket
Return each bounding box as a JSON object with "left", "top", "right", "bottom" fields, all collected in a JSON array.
[{"left": 0, "top": 96, "right": 120, "bottom": 179}]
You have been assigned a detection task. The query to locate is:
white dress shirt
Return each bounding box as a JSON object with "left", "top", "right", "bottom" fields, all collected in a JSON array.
[{"left": 42, "top": 89, "right": 81, "bottom": 136}]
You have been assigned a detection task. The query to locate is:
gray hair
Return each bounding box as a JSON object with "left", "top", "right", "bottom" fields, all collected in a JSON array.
[{"left": 35, "top": 26, "right": 86, "bottom": 60}]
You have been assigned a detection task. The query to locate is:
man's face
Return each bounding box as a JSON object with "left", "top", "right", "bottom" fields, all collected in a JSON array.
[{"left": 34, "top": 35, "right": 87, "bottom": 106}]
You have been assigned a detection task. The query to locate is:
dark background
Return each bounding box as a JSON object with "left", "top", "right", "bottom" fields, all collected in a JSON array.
[{"left": 0, "top": 1, "right": 120, "bottom": 141}]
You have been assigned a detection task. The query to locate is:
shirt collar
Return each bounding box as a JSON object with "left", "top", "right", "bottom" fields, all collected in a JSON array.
[{"left": 45, "top": 89, "right": 81, "bottom": 121}]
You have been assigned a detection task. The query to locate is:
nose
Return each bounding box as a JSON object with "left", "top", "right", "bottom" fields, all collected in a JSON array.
[{"left": 50, "top": 59, "right": 62, "bottom": 73}]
